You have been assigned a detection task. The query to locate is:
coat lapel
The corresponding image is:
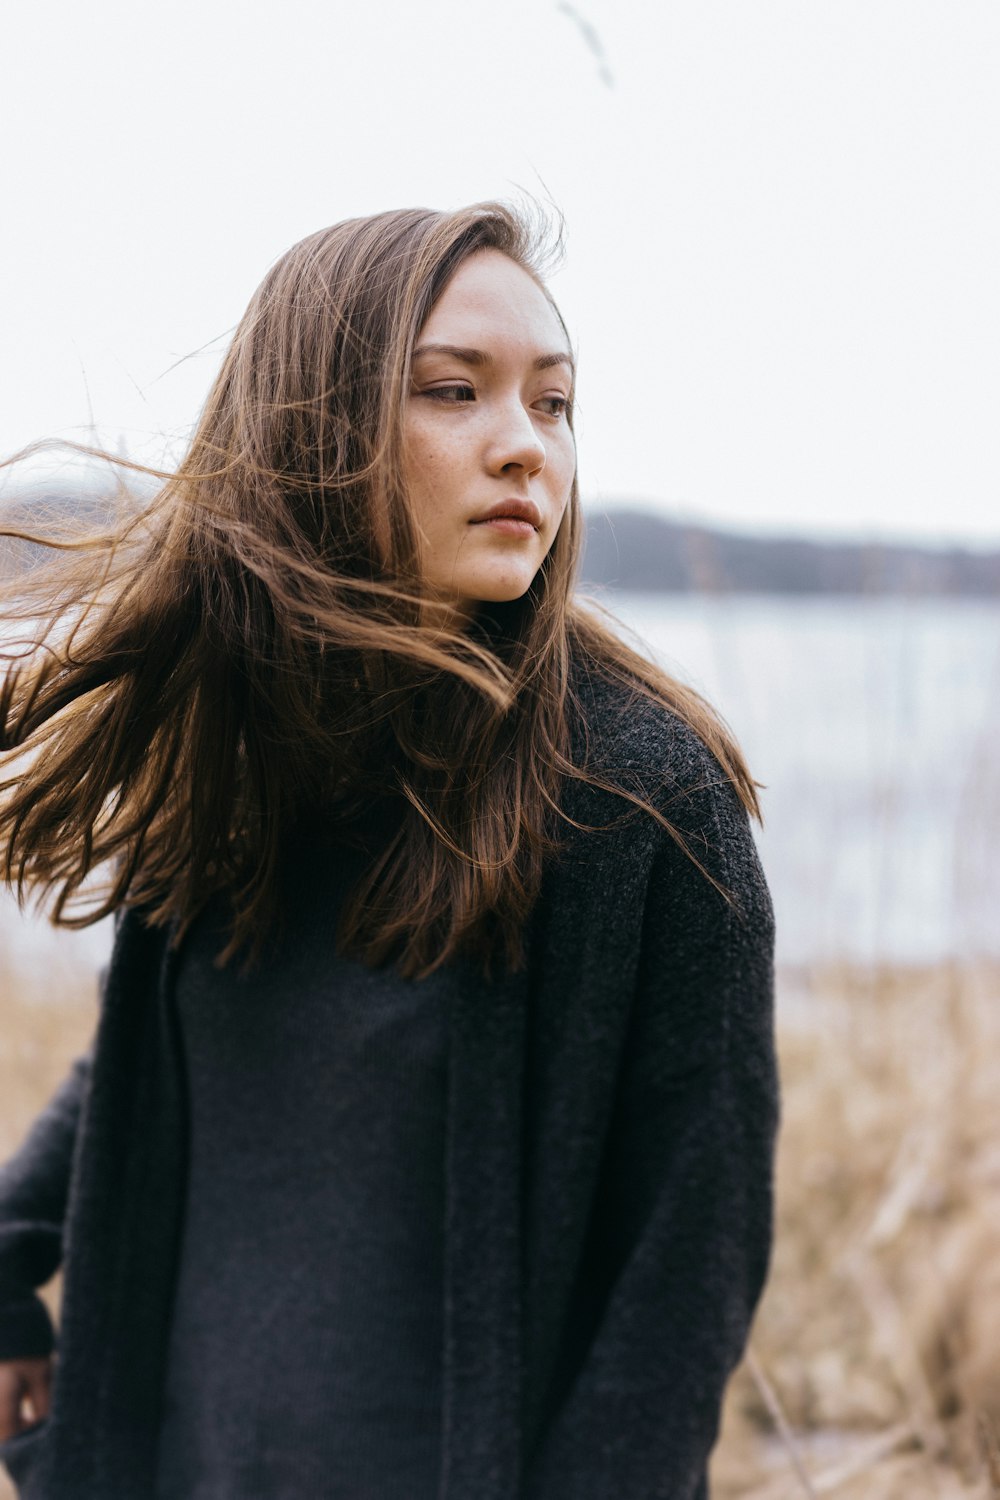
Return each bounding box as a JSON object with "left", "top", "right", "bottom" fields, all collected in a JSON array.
[{"left": 440, "top": 957, "right": 528, "bottom": 1499}]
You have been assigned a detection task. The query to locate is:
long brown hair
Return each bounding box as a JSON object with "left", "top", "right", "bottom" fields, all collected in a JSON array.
[{"left": 0, "top": 201, "right": 759, "bottom": 978}]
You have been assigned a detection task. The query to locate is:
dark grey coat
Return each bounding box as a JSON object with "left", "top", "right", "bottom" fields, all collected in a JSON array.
[{"left": 0, "top": 665, "right": 779, "bottom": 1499}]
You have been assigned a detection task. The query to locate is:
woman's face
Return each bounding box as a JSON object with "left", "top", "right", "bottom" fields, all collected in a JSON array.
[{"left": 403, "top": 248, "right": 576, "bottom": 625}]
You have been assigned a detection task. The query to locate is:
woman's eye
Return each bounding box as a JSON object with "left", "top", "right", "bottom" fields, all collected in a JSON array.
[
  {"left": 423, "top": 383, "right": 476, "bottom": 403},
  {"left": 536, "top": 394, "right": 571, "bottom": 418}
]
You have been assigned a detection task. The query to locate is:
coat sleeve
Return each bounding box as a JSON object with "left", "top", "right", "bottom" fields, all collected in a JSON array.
[
  {"left": 0, "top": 1048, "right": 93, "bottom": 1360},
  {"left": 525, "top": 766, "right": 779, "bottom": 1500}
]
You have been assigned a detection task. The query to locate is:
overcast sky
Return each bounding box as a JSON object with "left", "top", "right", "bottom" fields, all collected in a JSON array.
[{"left": 2, "top": 0, "right": 998, "bottom": 547}]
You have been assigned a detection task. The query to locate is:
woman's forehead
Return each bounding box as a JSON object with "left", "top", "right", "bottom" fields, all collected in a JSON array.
[{"left": 419, "top": 249, "right": 570, "bottom": 358}]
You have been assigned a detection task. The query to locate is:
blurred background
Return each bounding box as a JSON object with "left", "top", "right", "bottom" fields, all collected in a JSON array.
[{"left": 2, "top": 3, "right": 999, "bottom": 1495}]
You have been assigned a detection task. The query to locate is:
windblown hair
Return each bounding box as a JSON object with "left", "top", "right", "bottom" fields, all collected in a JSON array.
[{"left": 0, "top": 201, "right": 759, "bottom": 978}]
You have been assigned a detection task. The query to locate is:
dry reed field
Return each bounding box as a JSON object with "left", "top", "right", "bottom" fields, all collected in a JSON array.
[
  {"left": 714, "top": 960, "right": 1000, "bottom": 1499},
  {"left": 1, "top": 937, "right": 999, "bottom": 1498}
]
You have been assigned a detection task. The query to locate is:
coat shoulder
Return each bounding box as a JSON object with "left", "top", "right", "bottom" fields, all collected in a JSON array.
[
  {"left": 565, "top": 648, "right": 729, "bottom": 806},
  {"left": 562, "top": 646, "right": 767, "bottom": 912}
]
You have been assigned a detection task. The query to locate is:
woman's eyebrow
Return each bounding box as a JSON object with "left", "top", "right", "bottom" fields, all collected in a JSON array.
[{"left": 412, "top": 342, "right": 575, "bottom": 375}]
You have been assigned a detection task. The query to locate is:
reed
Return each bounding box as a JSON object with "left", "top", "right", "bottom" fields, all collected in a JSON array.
[{"left": 714, "top": 959, "right": 1000, "bottom": 1498}]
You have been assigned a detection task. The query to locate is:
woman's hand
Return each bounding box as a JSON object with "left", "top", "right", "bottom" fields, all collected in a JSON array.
[{"left": 0, "top": 1356, "right": 52, "bottom": 1441}]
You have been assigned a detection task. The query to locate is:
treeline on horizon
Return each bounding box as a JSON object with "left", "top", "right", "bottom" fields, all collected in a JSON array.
[
  {"left": 580, "top": 506, "right": 1000, "bottom": 596},
  {"left": 1, "top": 488, "right": 998, "bottom": 596}
]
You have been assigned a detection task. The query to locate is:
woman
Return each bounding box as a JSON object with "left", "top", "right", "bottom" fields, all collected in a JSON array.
[{"left": 0, "top": 202, "right": 778, "bottom": 1500}]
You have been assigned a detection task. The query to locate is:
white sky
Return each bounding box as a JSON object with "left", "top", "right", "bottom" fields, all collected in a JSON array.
[{"left": 2, "top": 0, "right": 998, "bottom": 547}]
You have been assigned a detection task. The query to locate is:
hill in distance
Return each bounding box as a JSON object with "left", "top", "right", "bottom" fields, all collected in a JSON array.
[{"left": 580, "top": 506, "right": 1000, "bottom": 596}]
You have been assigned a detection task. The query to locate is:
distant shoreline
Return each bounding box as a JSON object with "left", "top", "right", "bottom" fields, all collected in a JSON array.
[{"left": 581, "top": 505, "right": 1000, "bottom": 596}]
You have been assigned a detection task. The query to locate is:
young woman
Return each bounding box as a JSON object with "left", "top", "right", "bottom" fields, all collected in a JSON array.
[{"left": 0, "top": 202, "right": 778, "bottom": 1500}]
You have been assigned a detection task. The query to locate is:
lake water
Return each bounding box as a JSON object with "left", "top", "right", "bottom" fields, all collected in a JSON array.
[
  {"left": 2, "top": 594, "right": 998, "bottom": 981},
  {"left": 607, "top": 592, "right": 1000, "bottom": 966}
]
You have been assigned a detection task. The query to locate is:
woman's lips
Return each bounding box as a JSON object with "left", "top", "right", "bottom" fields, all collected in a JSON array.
[
  {"left": 471, "top": 499, "right": 542, "bottom": 535},
  {"left": 473, "top": 517, "right": 537, "bottom": 536}
]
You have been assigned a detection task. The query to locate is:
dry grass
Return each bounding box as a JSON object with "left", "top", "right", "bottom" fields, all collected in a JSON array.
[
  {"left": 2, "top": 933, "right": 1000, "bottom": 1498},
  {"left": 0, "top": 931, "right": 100, "bottom": 1163},
  {"left": 713, "top": 960, "right": 1000, "bottom": 1499},
  {"left": 0, "top": 925, "right": 98, "bottom": 1500}
]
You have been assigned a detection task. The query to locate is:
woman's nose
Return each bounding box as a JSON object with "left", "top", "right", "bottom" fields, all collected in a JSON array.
[{"left": 486, "top": 400, "right": 546, "bottom": 476}]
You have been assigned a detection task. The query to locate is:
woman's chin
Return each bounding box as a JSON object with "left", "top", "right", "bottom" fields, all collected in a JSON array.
[
  {"left": 419, "top": 563, "right": 542, "bottom": 630},
  {"left": 460, "top": 568, "right": 539, "bottom": 606}
]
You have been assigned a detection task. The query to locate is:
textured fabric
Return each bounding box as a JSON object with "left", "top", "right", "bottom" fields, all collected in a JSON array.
[
  {"left": 153, "top": 836, "right": 448, "bottom": 1500},
  {"left": 0, "top": 656, "right": 779, "bottom": 1500}
]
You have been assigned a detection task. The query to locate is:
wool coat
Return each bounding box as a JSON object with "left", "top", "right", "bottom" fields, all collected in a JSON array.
[{"left": 0, "top": 664, "right": 779, "bottom": 1499}]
